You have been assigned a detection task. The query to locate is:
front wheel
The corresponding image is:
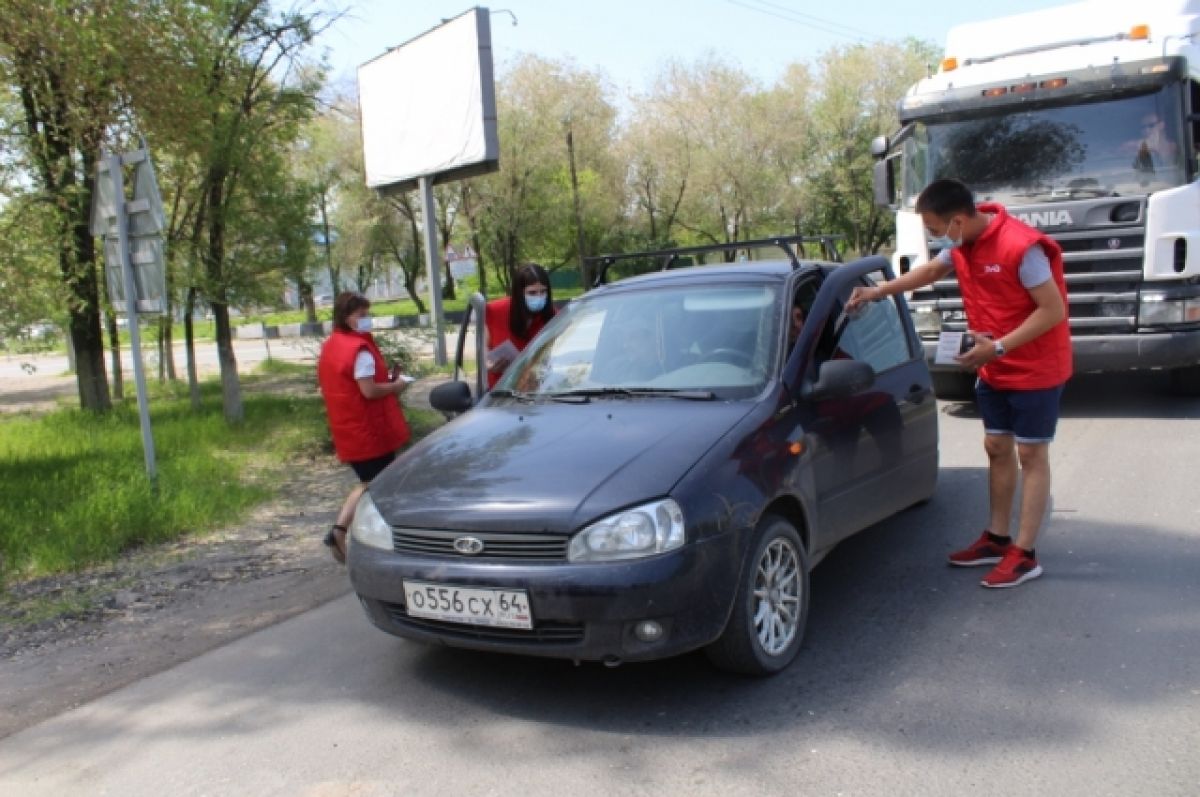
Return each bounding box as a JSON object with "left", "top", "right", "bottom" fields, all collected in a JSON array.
[{"left": 705, "top": 515, "right": 810, "bottom": 676}]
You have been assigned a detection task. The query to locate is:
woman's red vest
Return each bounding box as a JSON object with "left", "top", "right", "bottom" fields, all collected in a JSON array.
[
  {"left": 317, "top": 329, "right": 410, "bottom": 463},
  {"left": 484, "top": 297, "right": 554, "bottom": 388},
  {"left": 950, "top": 204, "right": 1073, "bottom": 390}
]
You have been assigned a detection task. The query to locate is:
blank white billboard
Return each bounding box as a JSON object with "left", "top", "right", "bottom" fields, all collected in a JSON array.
[{"left": 358, "top": 7, "right": 499, "bottom": 193}]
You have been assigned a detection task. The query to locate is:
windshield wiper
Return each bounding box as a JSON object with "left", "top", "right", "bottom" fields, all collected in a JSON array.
[
  {"left": 488, "top": 388, "right": 536, "bottom": 402},
  {"left": 1014, "top": 187, "right": 1117, "bottom": 201},
  {"left": 549, "top": 387, "right": 717, "bottom": 401},
  {"left": 490, "top": 388, "right": 590, "bottom": 404}
]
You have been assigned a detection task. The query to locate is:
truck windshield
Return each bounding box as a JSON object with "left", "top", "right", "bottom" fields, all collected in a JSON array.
[
  {"left": 901, "top": 87, "right": 1189, "bottom": 206},
  {"left": 494, "top": 282, "right": 782, "bottom": 400}
]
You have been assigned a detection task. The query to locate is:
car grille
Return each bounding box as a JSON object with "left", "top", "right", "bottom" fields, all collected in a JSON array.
[
  {"left": 392, "top": 528, "right": 569, "bottom": 561},
  {"left": 912, "top": 203, "right": 1147, "bottom": 338},
  {"left": 383, "top": 602, "right": 585, "bottom": 644}
]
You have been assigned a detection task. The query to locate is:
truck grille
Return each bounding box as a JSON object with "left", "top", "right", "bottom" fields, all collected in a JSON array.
[
  {"left": 392, "top": 528, "right": 568, "bottom": 561},
  {"left": 912, "top": 204, "right": 1146, "bottom": 337},
  {"left": 383, "top": 603, "right": 585, "bottom": 644}
]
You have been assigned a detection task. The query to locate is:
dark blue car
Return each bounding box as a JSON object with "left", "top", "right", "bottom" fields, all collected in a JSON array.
[{"left": 348, "top": 246, "right": 938, "bottom": 675}]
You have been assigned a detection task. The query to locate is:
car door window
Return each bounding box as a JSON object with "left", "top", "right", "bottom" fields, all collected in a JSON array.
[{"left": 825, "top": 273, "right": 914, "bottom": 373}]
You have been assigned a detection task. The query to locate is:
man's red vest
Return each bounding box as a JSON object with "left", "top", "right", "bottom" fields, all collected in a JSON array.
[
  {"left": 950, "top": 203, "right": 1073, "bottom": 390},
  {"left": 317, "top": 329, "right": 410, "bottom": 462}
]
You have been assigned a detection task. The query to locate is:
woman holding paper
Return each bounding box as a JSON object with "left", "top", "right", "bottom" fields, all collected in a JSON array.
[
  {"left": 484, "top": 263, "right": 557, "bottom": 388},
  {"left": 317, "top": 292, "right": 412, "bottom": 563}
]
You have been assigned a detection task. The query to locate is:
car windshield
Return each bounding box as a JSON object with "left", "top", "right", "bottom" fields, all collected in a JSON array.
[
  {"left": 495, "top": 282, "right": 782, "bottom": 400},
  {"left": 901, "top": 86, "right": 1189, "bottom": 205}
]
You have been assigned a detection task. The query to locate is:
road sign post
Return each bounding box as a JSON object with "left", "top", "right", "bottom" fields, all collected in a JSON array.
[{"left": 93, "top": 145, "right": 168, "bottom": 485}]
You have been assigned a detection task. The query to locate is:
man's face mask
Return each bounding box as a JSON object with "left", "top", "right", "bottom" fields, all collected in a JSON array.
[{"left": 927, "top": 217, "right": 962, "bottom": 250}]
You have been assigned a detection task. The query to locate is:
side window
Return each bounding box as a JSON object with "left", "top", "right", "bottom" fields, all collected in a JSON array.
[{"left": 827, "top": 275, "right": 914, "bottom": 374}]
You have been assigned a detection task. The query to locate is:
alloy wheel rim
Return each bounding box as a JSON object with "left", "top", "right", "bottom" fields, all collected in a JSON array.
[{"left": 752, "top": 537, "right": 802, "bottom": 656}]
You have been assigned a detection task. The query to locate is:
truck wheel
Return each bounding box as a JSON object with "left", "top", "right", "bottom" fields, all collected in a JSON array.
[
  {"left": 931, "top": 371, "right": 976, "bottom": 401},
  {"left": 705, "top": 515, "right": 809, "bottom": 676},
  {"left": 1169, "top": 364, "right": 1200, "bottom": 397}
]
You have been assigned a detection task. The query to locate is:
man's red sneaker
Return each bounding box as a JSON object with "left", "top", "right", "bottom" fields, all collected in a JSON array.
[
  {"left": 948, "top": 531, "right": 1011, "bottom": 567},
  {"left": 981, "top": 547, "right": 1043, "bottom": 589}
]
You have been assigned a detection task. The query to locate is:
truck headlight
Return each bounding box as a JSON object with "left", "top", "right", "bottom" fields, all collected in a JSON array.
[
  {"left": 1139, "top": 295, "right": 1200, "bottom": 326},
  {"left": 568, "top": 499, "right": 685, "bottom": 562},
  {"left": 912, "top": 307, "right": 942, "bottom": 337},
  {"left": 350, "top": 492, "right": 392, "bottom": 551}
]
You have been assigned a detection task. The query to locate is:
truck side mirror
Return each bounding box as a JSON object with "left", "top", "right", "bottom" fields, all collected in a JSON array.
[
  {"left": 869, "top": 135, "right": 890, "bottom": 158},
  {"left": 873, "top": 159, "right": 895, "bottom": 209}
]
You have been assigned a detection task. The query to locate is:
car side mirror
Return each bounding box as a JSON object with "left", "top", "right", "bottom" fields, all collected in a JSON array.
[
  {"left": 869, "top": 135, "right": 890, "bottom": 158},
  {"left": 430, "top": 381, "right": 474, "bottom": 414},
  {"left": 873, "top": 159, "right": 895, "bottom": 209},
  {"left": 802, "top": 359, "right": 875, "bottom": 402}
]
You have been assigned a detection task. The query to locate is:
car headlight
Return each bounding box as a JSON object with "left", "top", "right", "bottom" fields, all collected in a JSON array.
[
  {"left": 567, "top": 499, "right": 685, "bottom": 562},
  {"left": 350, "top": 492, "right": 392, "bottom": 551},
  {"left": 912, "top": 306, "right": 942, "bottom": 337}
]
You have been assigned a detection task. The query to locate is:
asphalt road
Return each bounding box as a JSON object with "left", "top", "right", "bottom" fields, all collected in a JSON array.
[{"left": 1, "top": 372, "right": 1197, "bottom": 796}]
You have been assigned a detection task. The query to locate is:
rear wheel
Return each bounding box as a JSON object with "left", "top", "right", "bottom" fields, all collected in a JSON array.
[
  {"left": 1169, "top": 364, "right": 1200, "bottom": 397},
  {"left": 931, "top": 371, "right": 976, "bottom": 401},
  {"left": 706, "top": 515, "right": 810, "bottom": 676}
]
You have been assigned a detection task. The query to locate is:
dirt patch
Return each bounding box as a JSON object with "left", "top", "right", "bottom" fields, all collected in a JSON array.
[{"left": 0, "top": 372, "right": 452, "bottom": 740}]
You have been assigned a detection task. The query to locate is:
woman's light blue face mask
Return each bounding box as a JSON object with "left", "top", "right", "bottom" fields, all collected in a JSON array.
[
  {"left": 356, "top": 316, "right": 373, "bottom": 332},
  {"left": 524, "top": 292, "right": 547, "bottom": 313}
]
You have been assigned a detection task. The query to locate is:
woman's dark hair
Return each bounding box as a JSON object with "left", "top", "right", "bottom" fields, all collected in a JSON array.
[
  {"left": 508, "top": 262, "right": 555, "bottom": 338},
  {"left": 916, "top": 178, "right": 977, "bottom": 218},
  {"left": 333, "top": 292, "right": 370, "bottom": 332}
]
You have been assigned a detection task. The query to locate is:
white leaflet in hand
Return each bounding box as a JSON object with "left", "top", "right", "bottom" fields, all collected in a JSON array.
[
  {"left": 934, "top": 331, "right": 966, "bottom": 366},
  {"left": 486, "top": 339, "right": 520, "bottom": 370}
]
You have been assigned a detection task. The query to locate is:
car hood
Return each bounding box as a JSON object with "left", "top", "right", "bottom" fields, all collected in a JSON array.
[{"left": 371, "top": 397, "right": 754, "bottom": 533}]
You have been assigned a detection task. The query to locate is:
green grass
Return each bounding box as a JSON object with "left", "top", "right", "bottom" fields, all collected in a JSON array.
[{"left": 0, "top": 370, "right": 442, "bottom": 584}]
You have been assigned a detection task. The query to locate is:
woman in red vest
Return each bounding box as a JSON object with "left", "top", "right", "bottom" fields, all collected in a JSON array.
[
  {"left": 484, "top": 263, "right": 558, "bottom": 388},
  {"left": 317, "top": 292, "right": 411, "bottom": 563}
]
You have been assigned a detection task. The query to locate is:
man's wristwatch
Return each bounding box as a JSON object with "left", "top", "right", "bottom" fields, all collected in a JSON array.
[{"left": 993, "top": 339, "right": 1007, "bottom": 358}]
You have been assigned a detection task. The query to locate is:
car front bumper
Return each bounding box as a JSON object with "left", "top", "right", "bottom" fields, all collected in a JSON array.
[
  {"left": 922, "top": 328, "right": 1200, "bottom": 374},
  {"left": 347, "top": 531, "right": 743, "bottom": 663}
]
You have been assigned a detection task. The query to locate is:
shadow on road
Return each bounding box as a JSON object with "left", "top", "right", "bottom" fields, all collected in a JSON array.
[{"left": 941, "top": 370, "right": 1200, "bottom": 422}]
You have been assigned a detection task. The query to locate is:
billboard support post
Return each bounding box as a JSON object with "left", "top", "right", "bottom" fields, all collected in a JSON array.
[{"left": 419, "top": 175, "right": 448, "bottom": 365}]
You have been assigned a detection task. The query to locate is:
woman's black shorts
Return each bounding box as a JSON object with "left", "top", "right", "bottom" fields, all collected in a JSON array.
[{"left": 349, "top": 452, "right": 396, "bottom": 483}]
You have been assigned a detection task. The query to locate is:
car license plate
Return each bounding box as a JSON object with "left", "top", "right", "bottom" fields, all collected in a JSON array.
[{"left": 402, "top": 581, "right": 533, "bottom": 629}]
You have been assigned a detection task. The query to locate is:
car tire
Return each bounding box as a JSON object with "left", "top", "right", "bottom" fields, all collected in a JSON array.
[
  {"left": 705, "top": 515, "right": 810, "bottom": 676},
  {"left": 931, "top": 371, "right": 976, "bottom": 401},
  {"left": 1169, "top": 364, "right": 1200, "bottom": 397}
]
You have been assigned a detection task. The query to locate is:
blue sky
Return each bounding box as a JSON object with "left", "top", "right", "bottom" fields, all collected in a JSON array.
[{"left": 319, "top": 0, "right": 1070, "bottom": 92}]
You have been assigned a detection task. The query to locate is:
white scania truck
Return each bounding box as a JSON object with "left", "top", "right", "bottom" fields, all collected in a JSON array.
[{"left": 872, "top": 0, "right": 1200, "bottom": 396}]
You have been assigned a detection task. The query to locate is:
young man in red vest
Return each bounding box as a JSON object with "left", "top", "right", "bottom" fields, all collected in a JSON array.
[{"left": 849, "top": 178, "right": 1071, "bottom": 588}]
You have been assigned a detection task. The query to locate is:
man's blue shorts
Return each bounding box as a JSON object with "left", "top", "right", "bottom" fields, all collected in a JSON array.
[{"left": 975, "top": 379, "right": 1066, "bottom": 444}]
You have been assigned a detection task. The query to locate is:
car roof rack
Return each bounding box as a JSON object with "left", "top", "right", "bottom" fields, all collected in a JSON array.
[{"left": 584, "top": 234, "right": 844, "bottom": 287}]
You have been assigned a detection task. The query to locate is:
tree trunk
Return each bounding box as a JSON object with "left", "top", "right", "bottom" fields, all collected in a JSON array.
[
  {"left": 319, "top": 191, "right": 337, "bottom": 296},
  {"left": 212, "top": 301, "right": 242, "bottom": 423},
  {"left": 298, "top": 278, "right": 317, "bottom": 323},
  {"left": 184, "top": 286, "right": 201, "bottom": 411},
  {"left": 162, "top": 313, "right": 177, "bottom": 381},
  {"left": 107, "top": 312, "right": 124, "bottom": 400}
]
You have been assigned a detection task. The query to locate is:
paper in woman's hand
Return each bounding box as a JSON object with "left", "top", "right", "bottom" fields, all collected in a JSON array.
[{"left": 486, "top": 340, "right": 520, "bottom": 371}]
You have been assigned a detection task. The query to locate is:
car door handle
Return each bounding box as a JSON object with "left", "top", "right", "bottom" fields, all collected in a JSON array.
[{"left": 905, "top": 384, "right": 927, "bottom": 404}]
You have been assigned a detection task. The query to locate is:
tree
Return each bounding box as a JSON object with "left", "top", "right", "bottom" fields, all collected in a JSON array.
[
  {"left": 801, "top": 39, "right": 938, "bottom": 255},
  {"left": 0, "top": 0, "right": 155, "bottom": 410},
  {"left": 165, "top": 1, "right": 327, "bottom": 423}
]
